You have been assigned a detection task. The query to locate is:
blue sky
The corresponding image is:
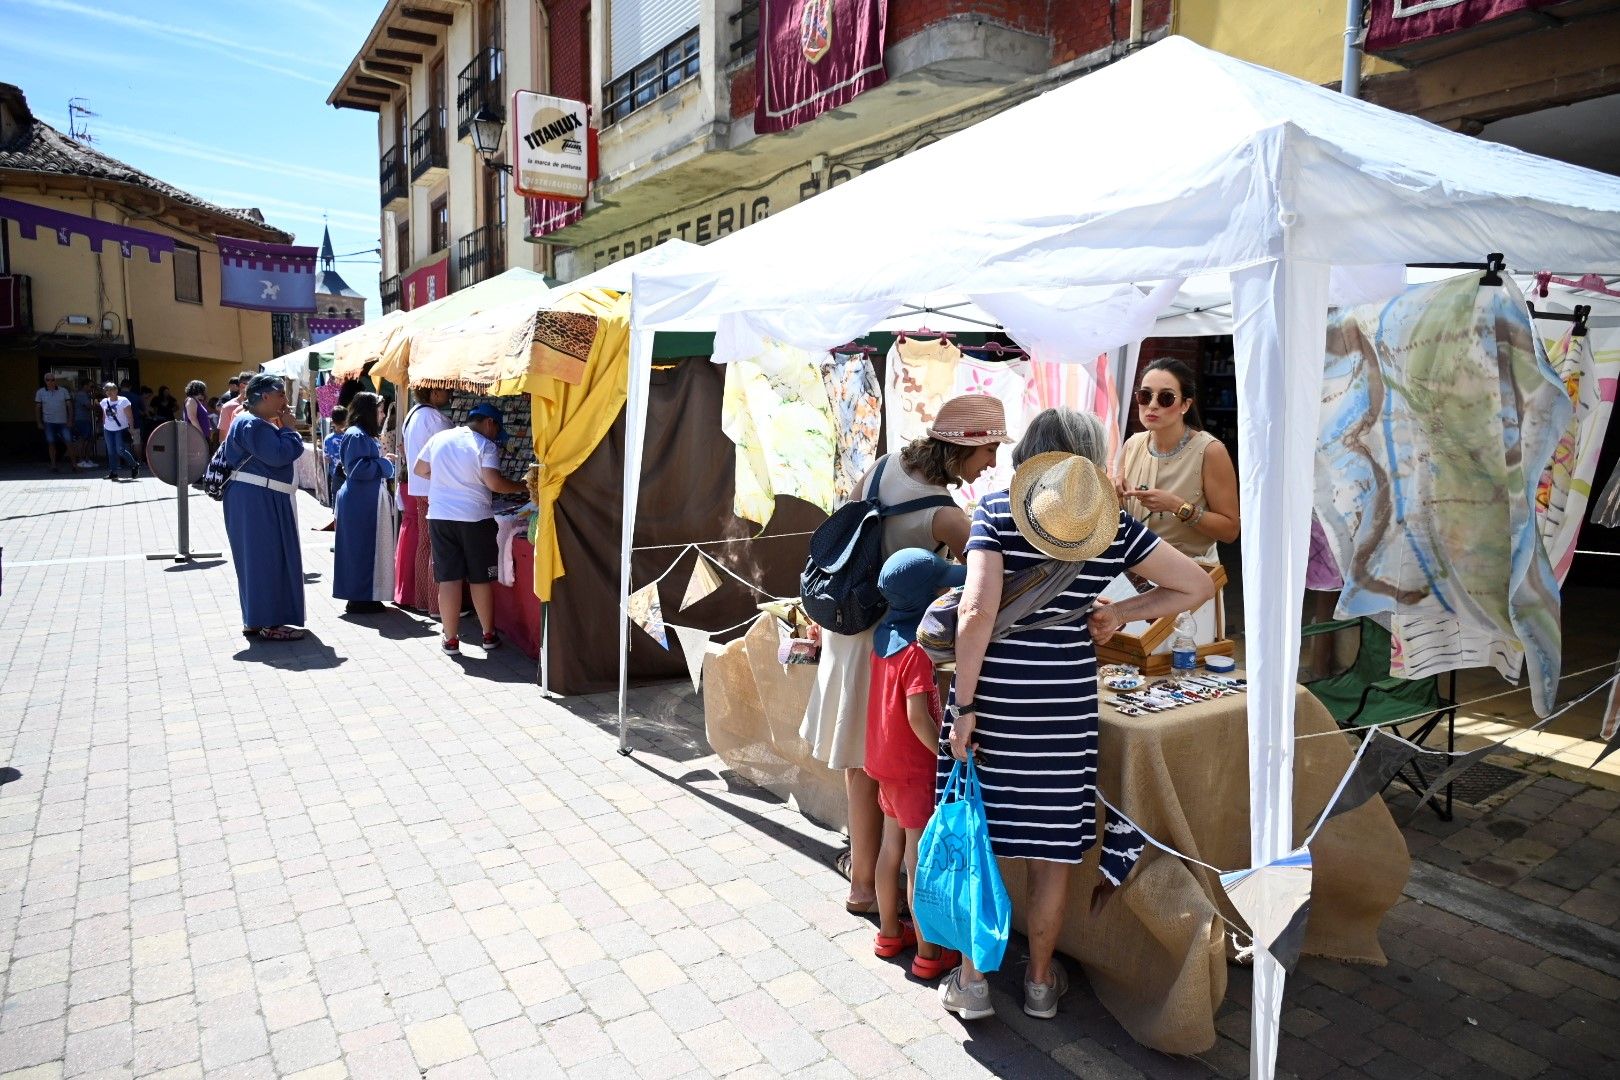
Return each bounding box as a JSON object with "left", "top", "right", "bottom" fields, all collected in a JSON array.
[{"left": 1, "top": 0, "right": 385, "bottom": 317}]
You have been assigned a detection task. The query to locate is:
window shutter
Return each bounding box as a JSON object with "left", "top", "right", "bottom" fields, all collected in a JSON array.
[{"left": 609, "top": 0, "right": 698, "bottom": 78}]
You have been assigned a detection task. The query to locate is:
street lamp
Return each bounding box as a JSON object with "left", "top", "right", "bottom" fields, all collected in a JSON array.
[{"left": 470, "top": 107, "right": 511, "bottom": 174}]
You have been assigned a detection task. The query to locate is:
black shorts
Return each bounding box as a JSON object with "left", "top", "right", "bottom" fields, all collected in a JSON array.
[{"left": 428, "top": 518, "right": 499, "bottom": 584}]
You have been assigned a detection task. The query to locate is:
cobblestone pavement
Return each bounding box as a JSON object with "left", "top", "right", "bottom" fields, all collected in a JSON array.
[{"left": 2, "top": 467, "right": 1618, "bottom": 1079}]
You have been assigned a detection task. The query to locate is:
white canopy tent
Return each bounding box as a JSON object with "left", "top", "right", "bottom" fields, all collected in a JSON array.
[{"left": 621, "top": 36, "right": 1620, "bottom": 1075}]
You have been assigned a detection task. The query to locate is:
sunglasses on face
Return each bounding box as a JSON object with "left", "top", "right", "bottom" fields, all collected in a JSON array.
[{"left": 1134, "top": 388, "right": 1181, "bottom": 409}]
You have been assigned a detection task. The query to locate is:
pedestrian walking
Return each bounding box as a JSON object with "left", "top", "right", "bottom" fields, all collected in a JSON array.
[
  {"left": 412, "top": 403, "right": 526, "bottom": 653},
  {"left": 71, "top": 377, "right": 97, "bottom": 468},
  {"left": 98, "top": 382, "right": 140, "bottom": 481},
  {"left": 34, "top": 372, "right": 73, "bottom": 472},
  {"left": 332, "top": 393, "right": 396, "bottom": 614},
  {"left": 221, "top": 374, "right": 307, "bottom": 641}
]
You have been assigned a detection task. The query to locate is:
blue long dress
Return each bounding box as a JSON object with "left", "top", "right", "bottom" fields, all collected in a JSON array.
[
  {"left": 222, "top": 416, "right": 306, "bottom": 628},
  {"left": 332, "top": 430, "right": 395, "bottom": 601}
]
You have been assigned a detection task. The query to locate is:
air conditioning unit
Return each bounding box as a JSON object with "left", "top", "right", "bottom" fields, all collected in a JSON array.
[{"left": 0, "top": 275, "right": 32, "bottom": 335}]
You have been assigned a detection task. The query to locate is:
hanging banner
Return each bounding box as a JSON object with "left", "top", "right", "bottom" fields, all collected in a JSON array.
[
  {"left": 756, "top": 0, "right": 888, "bottom": 135},
  {"left": 309, "top": 317, "right": 362, "bottom": 343},
  {"left": 629, "top": 582, "right": 669, "bottom": 648},
  {"left": 1219, "top": 849, "right": 1313, "bottom": 972},
  {"left": 680, "top": 554, "right": 723, "bottom": 611},
  {"left": 0, "top": 195, "right": 175, "bottom": 263},
  {"left": 528, "top": 196, "right": 586, "bottom": 242},
  {"left": 217, "top": 236, "right": 317, "bottom": 312},
  {"left": 402, "top": 257, "right": 449, "bottom": 311},
  {"left": 670, "top": 625, "right": 712, "bottom": 691},
  {"left": 1366, "top": 0, "right": 1561, "bottom": 50},
  {"left": 512, "top": 91, "right": 591, "bottom": 201}
]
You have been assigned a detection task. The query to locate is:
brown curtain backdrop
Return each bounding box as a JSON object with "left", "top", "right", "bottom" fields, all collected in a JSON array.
[{"left": 546, "top": 357, "right": 825, "bottom": 695}]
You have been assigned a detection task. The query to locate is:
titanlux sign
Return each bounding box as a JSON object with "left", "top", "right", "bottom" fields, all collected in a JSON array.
[{"left": 512, "top": 91, "right": 590, "bottom": 202}]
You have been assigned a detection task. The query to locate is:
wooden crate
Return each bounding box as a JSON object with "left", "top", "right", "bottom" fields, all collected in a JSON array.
[{"left": 1095, "top": 563, "right": 1234, "bottom": 675}]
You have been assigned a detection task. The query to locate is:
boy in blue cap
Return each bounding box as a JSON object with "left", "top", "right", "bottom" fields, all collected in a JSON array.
[{"left": 866, "top": 547, "right": 966, "bottom": 980}]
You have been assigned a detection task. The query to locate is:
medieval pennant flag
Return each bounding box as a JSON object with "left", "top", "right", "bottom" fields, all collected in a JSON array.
[
  {"left": 670, "top": 625, "right": 712, "bottom": 692},
  {"left": 217, "top": 236, "right": 318, "bottom": 313},
  {"left": 1219, "top": 848, "right": 1313, "bottom": 972},
  {"left": 0, "top": 196, "right": 175, "bottom": 262},
  {"left": 681, "top": 554, "right": 724, "bottom": 611},
  {"left": 309, "top": 317, "right": 362, "bottom": 343},
  {"left": 755, "top": 0, "right": 889, "bottom": 135},
  {"left": 629, "top": 582, "right": 669, "bottom": 648},
  {"left": 1319, "top": 729, "right": 1420, "bottom": 825}
]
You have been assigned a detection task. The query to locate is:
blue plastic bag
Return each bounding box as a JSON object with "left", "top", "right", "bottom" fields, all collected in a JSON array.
[{"left": 911, "top": 758, "right": 1012, "bottom": 973}]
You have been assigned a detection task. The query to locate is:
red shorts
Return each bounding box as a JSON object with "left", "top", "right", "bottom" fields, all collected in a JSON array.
[{"left": 877, "top": 777, "right": 936, "bottom": 830}]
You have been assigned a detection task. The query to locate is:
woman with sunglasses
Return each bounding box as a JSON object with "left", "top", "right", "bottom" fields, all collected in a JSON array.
[{"left": 1113, "top": 358, "right": 1240, "bottom": 560}]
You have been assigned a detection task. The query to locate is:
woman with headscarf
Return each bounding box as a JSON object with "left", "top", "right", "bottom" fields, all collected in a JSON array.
[
  {"left": 222, "top": 374, "right": 308, "bottom": 641},
  {"left": 332, "top": 392, "right": 396, "bottom": 614},
  {"left": 802, "top": 393, "right": 1006, "bottom": 915}
]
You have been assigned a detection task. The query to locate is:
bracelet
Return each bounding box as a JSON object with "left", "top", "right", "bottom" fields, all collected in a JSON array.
[{"left": 1190, "top": 505, "right": 1206, "bottom": 526}]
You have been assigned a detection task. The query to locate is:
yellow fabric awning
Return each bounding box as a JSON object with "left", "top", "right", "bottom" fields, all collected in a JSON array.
[
  {"left": 530, "top": 288, "right": 631, "bottom": 601},
  {"left": 374, "top": 268, "right": 551, "bottom": 388},
  {"left": 331, "top": 308, "right": 416, "bottom": 382}
]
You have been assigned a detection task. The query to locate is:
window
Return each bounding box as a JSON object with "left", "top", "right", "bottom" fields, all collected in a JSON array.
[
  {"left": 430, "top": 195, "right": 449, "bottom": 253},
  {"left": 173, "top": 243, "right": 201, "bottom": 303},
  {"left": 396, "top": 219, "right": 410, "bottom": 271}
]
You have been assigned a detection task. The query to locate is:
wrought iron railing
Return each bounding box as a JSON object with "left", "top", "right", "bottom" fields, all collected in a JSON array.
[
  {"left": 457, "top": 46, "right": 506, "bottom": 140},
  {"left": 380, "top": 274, "right": 402, "bottom": 314},
  {"left": 380, "top": 146, "right": 408, "bottom": 206},
  {"left": 729, "top": 0, "right": 761, "bottom": 58},
  {"left": 455, "top": 224, "right": 506, "bottom": 290},
  {"left": 410, "top": 108, "right": 448, "bottom": 180},
  {"left": 602, "top": 25, "right": 701, "bottom": 126}
]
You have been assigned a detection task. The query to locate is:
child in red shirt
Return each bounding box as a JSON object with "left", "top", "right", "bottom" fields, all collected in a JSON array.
[{"left": 866, "top": 548, "right": 966, "bottom": 980}]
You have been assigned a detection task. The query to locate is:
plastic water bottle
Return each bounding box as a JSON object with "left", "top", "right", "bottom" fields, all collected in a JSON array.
[{"left": 1170, "top": 612, "right": 1198, "bottom": 671}]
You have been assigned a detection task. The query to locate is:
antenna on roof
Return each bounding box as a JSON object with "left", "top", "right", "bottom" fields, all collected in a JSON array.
[{"left": 68, "top": 98, "right": 97, "bottom": 143}]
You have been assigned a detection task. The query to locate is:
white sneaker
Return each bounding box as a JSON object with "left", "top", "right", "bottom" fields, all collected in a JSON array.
[
  {"left": 938, "top": 967, "right": 994, "bottom": 1020},
  {"left": 1022, "top": 960, "right": 1070, "bottom": 1019}
]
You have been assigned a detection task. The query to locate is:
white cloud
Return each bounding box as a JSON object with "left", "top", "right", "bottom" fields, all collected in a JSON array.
[
  {"left": 93, "top": 121, "right": 373, "bottom": 193},
  {"left": 188, "top": 187, "right": 379, "bottom": 233},
  {"left": 10, "top": 0, "right": 343, "bottom": 85}
]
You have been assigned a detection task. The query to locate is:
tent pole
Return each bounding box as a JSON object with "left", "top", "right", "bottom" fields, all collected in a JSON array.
[{"left": 1231, "top": 249, "right": 1330, "bottom": 1080}]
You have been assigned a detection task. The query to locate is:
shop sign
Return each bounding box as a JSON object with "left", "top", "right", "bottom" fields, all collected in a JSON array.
[
  {"left": 513, "top": 91, "right": 592, "bottom": 202},
  {"left": 402, "top": 257, "right": 448, "bottom": 311}
]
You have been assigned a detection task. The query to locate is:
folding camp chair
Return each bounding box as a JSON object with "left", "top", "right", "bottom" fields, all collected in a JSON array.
[{"left": 1301, "top": 617, "right": 1459, "bottom": 820}]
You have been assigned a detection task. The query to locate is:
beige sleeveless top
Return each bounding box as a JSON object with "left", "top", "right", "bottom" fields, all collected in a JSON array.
[
  {"left": 853, "top": 454, "right": 961, "bottom": 559},
  {"left": 1120, "top": 429, "right": 1220, "bottom": 561}
]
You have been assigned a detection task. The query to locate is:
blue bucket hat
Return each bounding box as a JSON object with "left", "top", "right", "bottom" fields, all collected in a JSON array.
[
  {"left": 874, "top": 548, "right": 967, "bottom": 658},
  {"left": 467, "top": 403, "right": 506, "bottom": 444}
]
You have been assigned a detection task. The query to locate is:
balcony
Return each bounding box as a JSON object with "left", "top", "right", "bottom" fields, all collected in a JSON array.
[
  {"left": 380, "top": 274, "right": 402, "bottom": 314},
  {"left": 379, "top": 146, "right": 408, "bottom": 209},
  {"left": 455, "top": 224, "right": 506, "bottom": 290},
  {"left": 729, "top": 0, "right": 761, "bottom": 60},
  {"left": 457, "top": 46, "right": 505, "bottom": 141},
  {"left": 602, "top": 25, "right": 701, "bottom": 126},
  {"left": 410, "top": 108, "right": 448, "bottom": 183}
]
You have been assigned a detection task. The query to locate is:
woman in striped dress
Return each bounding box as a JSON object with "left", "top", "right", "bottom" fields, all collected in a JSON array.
[{"left": 937, "top": 407, "right": 1214, "bottom": 1021}]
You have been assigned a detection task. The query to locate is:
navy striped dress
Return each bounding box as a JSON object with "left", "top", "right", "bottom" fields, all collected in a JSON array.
[{"left": 937, "top": 493, "right": 1156, "bottom": 882}]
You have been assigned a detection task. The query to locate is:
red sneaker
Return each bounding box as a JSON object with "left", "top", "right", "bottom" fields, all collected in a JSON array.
[{"left": 441, "top": 636, "right": 460, "bottom": 654}]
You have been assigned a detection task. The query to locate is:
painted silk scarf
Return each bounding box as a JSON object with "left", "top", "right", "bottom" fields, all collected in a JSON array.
[
  {"left": 1535, "top": 329, "right": 1619, "bottom": 583},
  {"left": 820, "top": 351, "right": 882, "bottom": 504},
  {"left": 1315, "top": 273, "right": 1570, "bottom": 717},
  {"left": 721, "top": 338, "right": 837, "bottom": 528}
]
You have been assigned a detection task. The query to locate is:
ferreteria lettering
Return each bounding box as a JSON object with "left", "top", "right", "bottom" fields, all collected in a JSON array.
[{"left": 525, "top": 112, "right": 582, "bottom": 150}]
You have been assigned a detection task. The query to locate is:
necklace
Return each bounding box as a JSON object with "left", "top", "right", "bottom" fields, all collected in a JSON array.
[{"left": 1147, "top": 428, "right": 1194, "bottom": 459}]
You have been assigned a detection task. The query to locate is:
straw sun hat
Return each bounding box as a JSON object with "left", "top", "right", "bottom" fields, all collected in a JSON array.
[
  {"left": 1009, "top": 452, "right": 1121, "bottom": 562},
  {"left": 926, "top": 394, "right": 1014, "bottom": 447}
]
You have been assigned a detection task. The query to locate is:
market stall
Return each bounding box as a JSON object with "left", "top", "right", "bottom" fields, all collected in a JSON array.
[{"left": 622, "top": 36, "right": 1620, "bottom": 1077}]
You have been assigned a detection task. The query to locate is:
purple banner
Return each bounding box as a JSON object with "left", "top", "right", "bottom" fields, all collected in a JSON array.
[
  {"left": 0, "top": 195, "right": 176, "bottom": 263},
  {"left": 309, "top": 317, "right": 362, "bottom": 343},
  {"left": 1367, "top": 0, "right": 1561, "bottom": 49},
  {"left": 528, "top": 196, "right": 585, "bottom": 241},
  {"left": 217, "top": 235, "right": 318, "bottom": 313},
  {"left": 755, "top": 0, "right": 887, "bottom": 135}
]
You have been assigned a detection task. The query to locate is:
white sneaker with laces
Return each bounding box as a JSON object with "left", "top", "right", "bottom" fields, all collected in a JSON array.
[{"left": 938, "top": 967, "right": 994, "bottom": 1020}]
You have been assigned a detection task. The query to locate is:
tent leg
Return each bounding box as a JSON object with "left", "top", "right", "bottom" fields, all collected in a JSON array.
[{"left": 1230, "top": 254, "right": 1331, "bottom": 1080}]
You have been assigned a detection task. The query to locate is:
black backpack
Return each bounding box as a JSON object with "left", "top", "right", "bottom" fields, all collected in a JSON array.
[
  {"left": 800, "top": 456, "right": 956, "bottom": 635},
  {"left": 202, "top": 444, "right": 253, "bottom": 501}
]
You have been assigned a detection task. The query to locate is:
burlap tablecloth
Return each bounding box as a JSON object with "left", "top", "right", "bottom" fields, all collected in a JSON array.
[{"left": 703, "top": 630, "right": 1409, "bottom": 1054}]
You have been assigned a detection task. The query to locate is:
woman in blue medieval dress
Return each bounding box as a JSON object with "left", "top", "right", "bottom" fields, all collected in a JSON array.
[
  {"left": 332, "top": 391, "right": 396, "bottom": 614},
  {"left": 222, "top": 374, "right": 307, "bottom": 641}
]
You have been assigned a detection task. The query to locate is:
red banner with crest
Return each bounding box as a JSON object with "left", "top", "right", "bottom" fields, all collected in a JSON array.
[
  {"left": 1366, "top": 0, "right": 1561, "bottom": 50},
  {"left": 755, "top": 0, "right": 888, "bottom": 135}
]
